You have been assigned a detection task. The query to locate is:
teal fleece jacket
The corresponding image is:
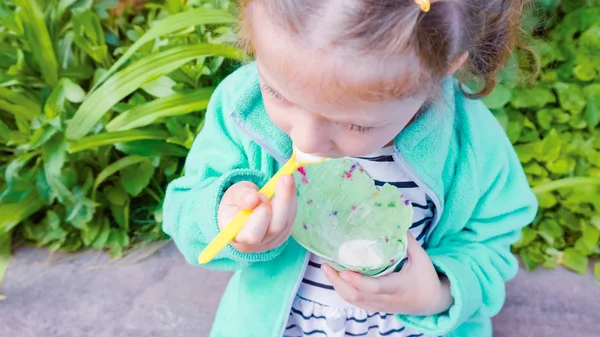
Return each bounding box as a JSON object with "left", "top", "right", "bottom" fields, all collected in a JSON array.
[{"left": 162, "top": 63, "right": 538, "bottom": 337}]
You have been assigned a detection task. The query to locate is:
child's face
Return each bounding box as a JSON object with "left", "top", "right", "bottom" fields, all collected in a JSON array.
[{"left": 250, "top": 4, "right": 428, "bottom": 158}]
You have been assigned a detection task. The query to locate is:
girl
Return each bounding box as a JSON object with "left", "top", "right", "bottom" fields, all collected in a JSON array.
[{"left": 162, "top": 0, "right": 538, "bottom": 336}]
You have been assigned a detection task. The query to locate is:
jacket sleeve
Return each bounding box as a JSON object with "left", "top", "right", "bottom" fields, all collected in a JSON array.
[
  {"left": 161, "top": 80, "right": 286, "bottom": 271},
  {"left": 396, "top": 129, "right": 539, "bottom": 334}
]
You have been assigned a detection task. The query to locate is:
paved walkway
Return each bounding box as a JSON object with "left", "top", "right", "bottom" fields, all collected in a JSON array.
[{"left": 1, "top": 242, "right": 598, "bottom": 337}]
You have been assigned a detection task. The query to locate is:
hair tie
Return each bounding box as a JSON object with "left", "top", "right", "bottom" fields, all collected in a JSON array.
[{"left": 415, "top": 0, "right": 430, "bottom": 12}]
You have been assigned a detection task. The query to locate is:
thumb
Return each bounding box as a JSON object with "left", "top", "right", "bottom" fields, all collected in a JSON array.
[{"left": 405, "top": 231, "right": 428, "bottom": 263}]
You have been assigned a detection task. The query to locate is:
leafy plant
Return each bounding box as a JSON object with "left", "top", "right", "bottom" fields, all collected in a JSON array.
[
  {"left": 0, "top": 0, "right": 242, "bottom": 276},
  {"left": 484, "top": 1, "right": 600, "bottom": 280}
]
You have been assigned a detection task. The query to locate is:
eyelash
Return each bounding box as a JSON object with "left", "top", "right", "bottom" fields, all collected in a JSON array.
[
  {"left": 262, "top": 84, "right": 373, "bottom": 134},
  {"left": 348, "top": 124, "right": 374, "bottom": 134},
  {"left": 262, "top": 85, "right": 284, "bottom": 100}
]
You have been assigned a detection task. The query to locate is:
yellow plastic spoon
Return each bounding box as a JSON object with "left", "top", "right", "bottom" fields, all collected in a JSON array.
[{"left": 198, "top": 148, "right": 327, "bottom": 264}]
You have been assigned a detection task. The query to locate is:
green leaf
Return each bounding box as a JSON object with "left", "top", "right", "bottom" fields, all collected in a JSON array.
[
  {"left": 594, "top": 263, "right": 600, "bottom": 283},
  {"left": 68, "top": 129, "right": 170, "bottom": 153},
  {"left": 536, "top": 109, "right": 555, "bottom": 130},
  {"left": 44, "top": 78, "right": 86, "bottom": 119},
  {"left": 573, "top": 62, "right": 597, "bottom": 81},
  {"left": 110, "top": 203, "right": 130, "bottom": 231},
  {"left": 0, "top": 87, "right": 40, "bottom": 114},
  {"left": 71, "top": 8, "right": 112, "bottom": 67},
  {"left": 141, "top": 76, "right": 177, "bottom": 98},
  {"left": 67, "top": 44, "right": 241, "bottom": 140},
  {"left": 519, "top": 249, "right": 542, "bottom": 271},
  {"left": 546, "top": 158, "right": 573, "bottom": 175},
  {"left": 562, "top": 248, "right": 588, "bottom": 274},
  {"left": 483, "top": 84, "right": 511, "bottom": 109},
  {"left": 510, "top": 87, "right": 556, "bottom": 109},
  {"left": 513, "top": 227, "right": 538, "bottom": 249},
  {"left": 107, "top": 228, "right": 130, "bottom": 259},
  {"left": 22, "top": 211, "right": 67, "bottom": 248},
  {"left": 584, "top": 84, "right": 600, "bottom": 129},
  {"left": 91, "top": 217, "right": 111, "bottom": 250},
  {"left": 115, "top": 140, "right": 188, "bottom": 157},
  {"left": 539, "top": 219, "right": 564, "bottom": 242},
  {"left": 553, "top": 82, "right": 586, "bottom": 115},
  {"left": 65, "top": 188, "right": 97, "bottom": 230},
  {"left": 538, "top": 192, "right": 558, "bottom": 208},
  {"left": 81, "top": 215, "right": 103, "bottom": 246},
  {"left": 92, "top": 8, "right": 238, "bottom": 91},
  {"left": 103, "top": 185, "right": 130, "bottom": 206},
  {"left": 42, "top": 135, "right": 67, "bottom": 178},
  {"left": 538, "top": 129, "right": 562, "bottom": 163},
  {"left": 42, "top": 134, "right": 73, "bottom": 202},
  {"left": 120, "top": 160, "right": 155, "bottom": 197},
  {"left": 574, "top": 224, "right": 600, "bottom": 256},
  {"left": 106, "top": 88, "right": 214, "bottom": 131},
  {"left": 578, "top": 25, "right": 600, "bottom": 70},
  {"left": 0, "top": 99, "right": 36, "bottom": 120},
  {"left": 93, "top": 156, "right": 147, "bottom": 194},
  {"left": 15, "top": 0, "right": 59, "bottom": 87},
  {"left": 515, "top": 143, "right": 540, "bottom": 164},
  {"left": 0, "top": 191, "right": 45, "bottom": 232},
  {"left": 0, "top": 233, "right": 10, "bottom": 288}
]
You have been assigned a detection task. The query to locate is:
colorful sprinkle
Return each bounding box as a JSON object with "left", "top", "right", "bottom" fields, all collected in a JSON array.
[
  {"left": 385, "top": 236, "right": 389, "bottom": 243},
  {"left": 404, "top": 200, "right": 410, "bottom": 206},
  {"left": 397, "top": 225, "right": 401, "bottom": 229},
  {"left": 351, "top": 205, "right": 357, "bottom": 211},
  {"left": 297, "top": 167, "right": 309, "bottom": 184},
  {"left": 388, "top": 202, "right": 396, "bottom": 208},
  {"left": 303, "top": 223, "right": 308, "bottom": 230},
  {"left": 390, "top": 259, "right": 395, "bottom": 264},
  {"left": 331, "top": 211, "right": 338, "bottom": 216},
  {"left": 344, "top": 164, "right": 358, "bottom": 179},
  {"left": 375, "top": 202, "right": 382, "bottom": 207},
  {"left": 307, "top": 200, "right": 313, "bottom": 205},
  {"left": 372, "top": 192, "right": 378, "bottom": 197},
  {"left": 359, "top": 168, "right": 365, "bottom": 173}
]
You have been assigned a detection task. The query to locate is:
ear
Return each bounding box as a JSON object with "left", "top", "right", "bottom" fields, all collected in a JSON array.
[{"left": 447, "top": 52, "right": 469, "bottom": 76}]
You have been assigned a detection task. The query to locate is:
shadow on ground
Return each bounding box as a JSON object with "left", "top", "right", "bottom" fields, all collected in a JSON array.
[{"left": 1, "top": 242, "right": 598, "bottom": 337}]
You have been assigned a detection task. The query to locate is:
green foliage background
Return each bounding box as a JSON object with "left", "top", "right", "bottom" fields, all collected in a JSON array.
[{"left": 0, "top": 0, "right": 599, "bottom": 284}]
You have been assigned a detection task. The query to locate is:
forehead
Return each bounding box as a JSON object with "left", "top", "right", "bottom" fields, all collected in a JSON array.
[{"left": 248, "top": 2, "right": 428, "bottom": 109}]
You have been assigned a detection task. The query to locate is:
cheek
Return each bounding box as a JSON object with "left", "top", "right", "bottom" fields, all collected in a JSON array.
[{"left": 264, "top": 102, "right": 291, "bottom": 133}]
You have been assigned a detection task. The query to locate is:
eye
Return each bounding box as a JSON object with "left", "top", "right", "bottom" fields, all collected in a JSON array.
[
  {"left": 348, "top": 124, "right": 374, "bottom": 134},
  {"left": 261, "top": 84, "right": 284, "bottom": 100}
]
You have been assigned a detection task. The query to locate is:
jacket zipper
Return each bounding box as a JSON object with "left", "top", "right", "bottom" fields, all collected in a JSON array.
[
  {"left": 230, "top": 112, "right": 289, "bottom": 165},
  {"left": 392, "top": 151, "right": 443, "bottom": 243},
  {"left": 278, "top": 252, "right": 310, "bottom": 337}
]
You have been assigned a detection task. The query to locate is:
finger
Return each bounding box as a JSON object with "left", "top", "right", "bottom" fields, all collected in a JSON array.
[
  {"left": 232, "top": 182, "right": 261, "bottom": 210},
  {"left": 234, "top": 201, "right": 271, "bottom": 245},
  {"left": 286, "top": 178, "right": 298, "bottom": 225},
  {"left": 322, "top": 264, "right": 364, "bottom": 303},
  {"left": 267, "top": 175, "right": 296, "bottom": 236},
  {"left": 339, "top": 271, "right": 388, "bottom": 295},
  {"left": 405, "top": 231, "right": 428, "bottom": 263}
]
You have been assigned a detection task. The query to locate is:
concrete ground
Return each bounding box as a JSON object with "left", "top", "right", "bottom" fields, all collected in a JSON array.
[{"left": 1, "top": 242, "right": 598, "bottom": 337}]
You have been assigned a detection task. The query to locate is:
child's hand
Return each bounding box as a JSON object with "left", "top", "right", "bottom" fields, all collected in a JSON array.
[
  {"left": 322, "top": 233, "right": 454, "bottom": 316},
  {"left": 218, "top": 176, "right": 297, "bottom": 253}
]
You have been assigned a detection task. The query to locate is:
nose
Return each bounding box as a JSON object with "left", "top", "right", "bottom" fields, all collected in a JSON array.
[{"left": 290, "top": 116, "right": 332, "bottom": 155}]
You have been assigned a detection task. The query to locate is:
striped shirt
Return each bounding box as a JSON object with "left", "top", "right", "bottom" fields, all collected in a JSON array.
[{"left": 285, "top": 146, "right": 438, "bottom": 337}]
